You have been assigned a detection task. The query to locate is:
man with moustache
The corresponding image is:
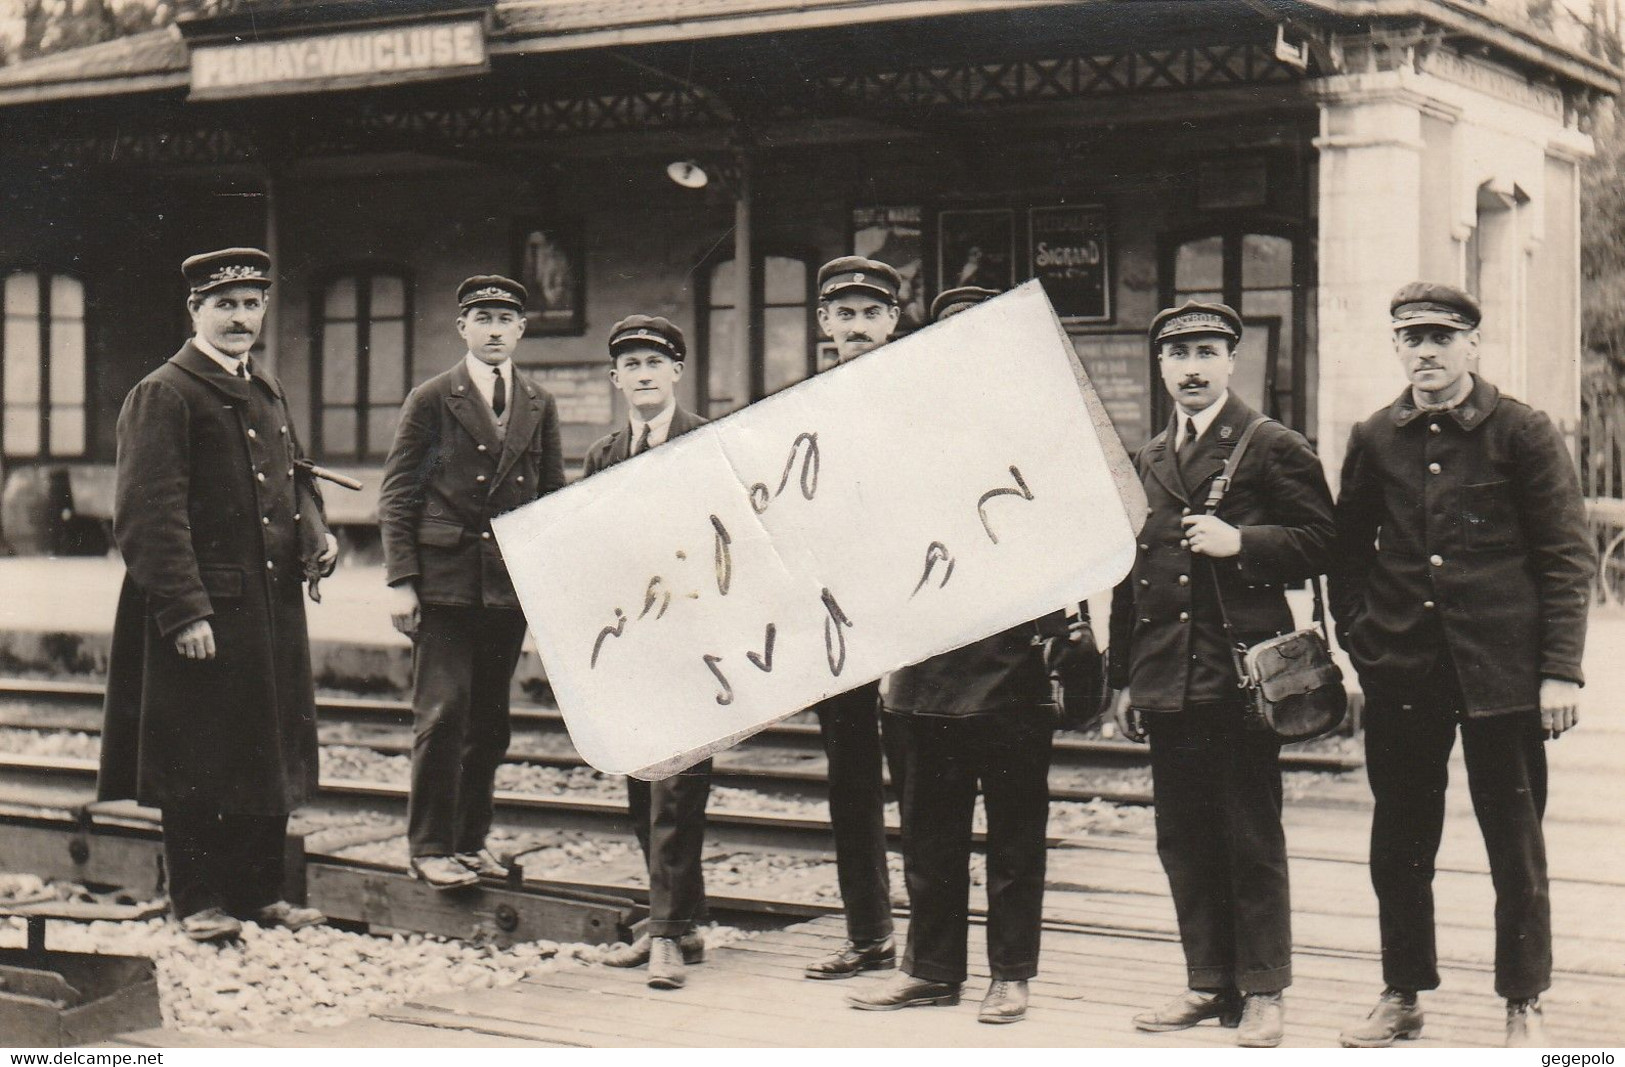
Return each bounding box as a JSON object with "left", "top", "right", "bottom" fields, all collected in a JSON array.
[
  {"left": 378, "top": 276, "right": 565, "bottom": 889},
  {"left": 100, "top": 248, "right": 337, "bottom": 942},
  {"left": 585, "top": 316, "right": 713, "bottom": 990},
  {"left": 801, "top": 255, "right": 909, "bottom": 980},
  {"left": 1108, "top": 301, "right": 1334, "bottom": 1047},
  {"left": 1331, "top": 284, "right": 1593, "bottom": 1048}
]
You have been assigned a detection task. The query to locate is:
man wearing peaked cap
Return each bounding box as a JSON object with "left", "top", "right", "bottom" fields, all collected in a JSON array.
[
  {"left": 1331, "top": 282, "right": 1593, "bottom": 1048},
  {"left": 378, "top": 274, "right": 565, "bottom": 890},
  {"left": 583, "top": 313, "right": 712, "bottom": 989},
  {"left": 928, "top": 285, "right": 1001, "bottom": 322},
  {"left": 99, "top": 247, "right": 337, "bottom": 943},
  {"left": 1109, "top": 298, "right": 1334, "bottom": 1046},
  {"left": 800, "top": 254, "right": 908, "bottom": 982}
]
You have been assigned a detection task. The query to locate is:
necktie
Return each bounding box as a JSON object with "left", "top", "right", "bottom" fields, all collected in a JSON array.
[
  {"left": 492, "top": 369, "right": 506, "bottom": 417},
  {"left": 239, "top": 356, "right": 252, "bottom": 381},
  {"left": 1177, "top": 417, "right": 1199, "bottom": 482},
  {"left": 633, "top": 423, "right": 652, "bottom": 456}
]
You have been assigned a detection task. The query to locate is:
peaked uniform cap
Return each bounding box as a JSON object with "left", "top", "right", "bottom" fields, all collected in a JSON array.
[
  {"left": 458, "top": 275, "right": 528, "bottom": 312},
  {"left": 817, "top": 256, "right": 901, "bottom": 304},
  {"left": 183, "top": 247, "right": 273, "bottom": 295},
  {"left": 1149, "top": 300, "right": 1243, "bottom": 345},
  {"left": 930, "top": 285, "right": 1001, "bottom": 322},
  {"left": 608, "top": 314, "right": 687, "bottom": 361},
  {"left": 1390, "top": 281, "right": 1481, "bottom": 330}
]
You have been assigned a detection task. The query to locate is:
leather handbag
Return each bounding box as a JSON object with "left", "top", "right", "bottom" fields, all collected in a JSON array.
[
  {"left": 1047, "top": 609, "right": 1109, "bottom": 731},
  {"left": 1202, "top": 417, "right": 1348, "bottom": 743}
]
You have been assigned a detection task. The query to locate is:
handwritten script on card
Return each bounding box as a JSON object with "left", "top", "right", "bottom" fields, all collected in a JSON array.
[{"left": 493, "top": 282, "right": 1147, "bottom": 778}]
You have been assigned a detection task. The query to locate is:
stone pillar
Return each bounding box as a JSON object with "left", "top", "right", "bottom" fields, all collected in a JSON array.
[{"left": 1313, "top": 75, "right": 1428, "bottom": 485}]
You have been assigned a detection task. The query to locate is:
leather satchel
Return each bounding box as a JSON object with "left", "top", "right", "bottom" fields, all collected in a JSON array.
[{"left": 1202, "top": 417, "right": 1348, "bottom": 743}]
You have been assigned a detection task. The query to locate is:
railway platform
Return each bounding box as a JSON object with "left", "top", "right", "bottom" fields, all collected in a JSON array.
[{"left": 1, "top": 556, "right": 1622, "bottom": 1047}]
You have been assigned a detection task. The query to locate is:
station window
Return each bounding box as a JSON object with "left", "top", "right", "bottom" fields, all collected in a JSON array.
[
  {"left": 2, "top": 269, "right": 86, "bottom": 458},
  {"left": 700, "top": 254, "right": 815, "bottom": 418},
  {"left": 315, "top": 270, "right": 411, "bottom": 461},
  {"left": 1164, "top": 229, "right": 1305, "bottom": 431}
]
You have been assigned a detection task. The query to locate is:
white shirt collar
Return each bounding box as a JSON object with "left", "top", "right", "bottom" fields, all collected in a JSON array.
[
  {"left": 463, "top": 352, "right": 512, "bottom": 409},
  {"left": 629, "top": 400, "right": 678, "bottom": 448},
  {"left": 1176, "top": 391, "right": 1229, "bottom": 451},
  {"left": 193, "top": 334, "right": 246, "bottom": 376}
]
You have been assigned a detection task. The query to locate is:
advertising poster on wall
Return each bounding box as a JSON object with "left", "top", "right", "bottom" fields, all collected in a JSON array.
[
  {"left": 851, "top": 205, "right": 928, "bottom": 330},
  {"left": 1030, "top": 205, "right": 1112, "bottom": 322}
]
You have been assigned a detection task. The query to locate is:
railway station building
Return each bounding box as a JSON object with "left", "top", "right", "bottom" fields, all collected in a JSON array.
[{"left": 0, "top": 0, "right": 1614, "bottom": 552}]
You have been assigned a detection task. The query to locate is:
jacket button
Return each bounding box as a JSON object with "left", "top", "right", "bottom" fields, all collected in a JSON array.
[
  {"left": 1181, "top": 507, "right": 1190, "bottom": 516},
  {"left": 1178, "top": 574, "right": 1189, "bottom": 586},
  {"left": 246, "top": 428, "right": 257, "bottom": 439},
  {"left": 1139, "top": 543, "right": 1148, "bottom": 551},
  {"left": 1139, "top": 579, "right": 1149, "bottom": 587},
  {"left": 280, "top": 425, "right": 288, "bottom": 434},
  {"left": 477, "top": 444, "right": 488, "bottom": 453},
  {"left": 256, "top": 472, "right": 266, "bottom": 483},
  {"left": 481, "top": 531, "right": 492, "bottom": 541},
  {"left": 262, "top": 516, "right": 270, "bottom": 526},
  {"left": 1140, "top": 617, "right": 1150, "bottom": 624},
  {"left": 1180, "top": 538, "right": 1190, "bottom": 549},
  {"left": 1428, "top": 462, "right": 1441, "bottom": 474},
  {"left": 1179, "top": 611, "right": 1190, "bottom": 622},
  {"left": 517, "top": 476, "right": 524, "bottom": 484},
  {"left": 476, "top": 475, "right": 488, "bottom": 484},
  {"left": 1429, "top": 554, "right": 1443, "bottom": 567},
  {"left": 287, "top": 468, "right": 295, "bottom": 478},
  {"left": 293, "top": 512, "right": 301, "bottom": 521},
  {"left": 266, "top": 560, "right": 275, "bottom": 570},
  {"left": 1423, "top": 600, "right": 1436, "bottom": 610},
  {"left": 1428, "top": 422, "right": 1441, "bottom": 434}
]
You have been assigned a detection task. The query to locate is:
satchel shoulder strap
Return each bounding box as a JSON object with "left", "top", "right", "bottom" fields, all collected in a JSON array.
[{"left": 1201, "top": 415, "right": 1269, "bottom": 515}]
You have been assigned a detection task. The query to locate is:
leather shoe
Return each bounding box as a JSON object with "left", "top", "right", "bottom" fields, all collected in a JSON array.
[
  {"left": 250, "top": 900, "right": 326, "bottom": 932},
  {"left": 455, "top": 848, "right": 509, "bottom": 879},
  {"left": 1340, "top": 988, "right": 1423, "bottom": 1047},
  {"left": 603, "top": 931, "right": 707, "bottom": 968},
  {"left": 1134, "top": 989, "right": 1241, "bottom": 1032},
  {"left": 1237, "top": 992, "right": 1285, "bottom": 1048},
  {"left": 847, "top": 971, "right": 961, "bottom": 1011},
  {"left": 1506, "top": 997, "right": 1547, "bottom": 1048},
  {"left": 804, "top": 935, "right": 896, "bottom": 979},
  {"left": 178, "top": 906, "right": 243, "bottom": 943},
  {"left": 647, "top": 937, "right": 687, "bottom": 990},
  {"left": 978, "top": 979, "right": 1029, "bottom": 1024},
  {"left": 410, "top": 855, "right": 479, "bottom": 890}
]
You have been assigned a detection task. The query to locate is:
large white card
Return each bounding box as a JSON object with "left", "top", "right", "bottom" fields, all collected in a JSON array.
[{"left": 494, "top": 281, "right": 1147, "bottom": 778}]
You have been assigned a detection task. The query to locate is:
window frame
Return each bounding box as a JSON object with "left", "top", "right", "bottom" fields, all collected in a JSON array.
[
  {"left": 310, "top": 264, "right": 414, "bottom": 463},
  {"left": 694, "top": 246, "right": 819, "bottom": 418},
  {"left": 0, "top": 264, "right": 90, "bottom": 460}
]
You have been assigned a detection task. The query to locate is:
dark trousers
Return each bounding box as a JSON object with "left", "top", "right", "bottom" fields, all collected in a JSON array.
[
  {"left": 628, "top": 760, "right": 712, "bottom": 938},
  {"left": 408, "top": 605, "right": 528, "bottom": 857},
  {"left": 1146, "top": 701, "right": 1292, "bottom": 993},
  {"left": 1364, "top": 675, "right": 1551, "bottom": 999},
  {"left": 891, "top": 710, "right": 1052, "bottom": 984},
  {"left": 162, "top": 809, "right": 289, "bottom": 920},
  {"left": 813, "top": 681, "right": 902, "bottom": 943}
]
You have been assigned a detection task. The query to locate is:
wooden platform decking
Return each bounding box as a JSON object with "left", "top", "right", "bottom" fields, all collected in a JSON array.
[{"left": 74, "top": 613, "right": 1625, "bottom": 1048}]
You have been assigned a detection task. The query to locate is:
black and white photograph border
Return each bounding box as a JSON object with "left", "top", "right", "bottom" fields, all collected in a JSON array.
[{"left": 0, "top": 0, "right": 1621, "bottom": 1055}]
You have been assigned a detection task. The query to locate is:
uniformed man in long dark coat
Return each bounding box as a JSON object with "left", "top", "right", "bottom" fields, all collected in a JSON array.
[
  {"left": 1331, "top": 283, "right": 1595, "bottom": 1049},
  {"left": 1108, "top": 302, "right": 1334, "bottom": 1047},
  {"left": 100, "top": 248, "right": 336, "bottom": 943},
  {"left": 585, "top": 315, "right": 713, "bottom": 991},
  {"left": 801, "top": 256, "right": 909, "bottom": 980},
  {"left": 377, "top": 276, "right": 565, "bottom": 890}
]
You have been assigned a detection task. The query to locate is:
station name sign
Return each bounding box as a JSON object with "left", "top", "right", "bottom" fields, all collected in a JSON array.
[{"left": 189, "top": 16, "right": 488, "bottom": 99}]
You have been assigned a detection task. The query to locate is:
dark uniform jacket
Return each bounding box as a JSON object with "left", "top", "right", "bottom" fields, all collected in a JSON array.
[
  {"left": 1108, "top": 394, "right": 1335, "bottom": 712},
  {"left": 582, "top": 405, "right": 708, "bottom": 478},
  {"left": 883, "top": 616, "right": 1068, "bottom": 718},
  {"left": 1330, "top": 375, "right": 1594, "bottom": 714},
  {"left": 99, "top": 343, "right": 330, "bottom": 814},
  {"left": 378, "top": 358, "right": 565, "bottom": 609}
]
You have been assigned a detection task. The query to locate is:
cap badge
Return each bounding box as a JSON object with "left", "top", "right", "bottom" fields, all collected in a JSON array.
[
  {"left": 854, "top": 272, "right": 865, "bottom": 282},
  {"left": 209, "top": 264, "right": 262, "bottom": 284},
  {"left": 468, "top": 286, "right": 509, "bottom": 301}
]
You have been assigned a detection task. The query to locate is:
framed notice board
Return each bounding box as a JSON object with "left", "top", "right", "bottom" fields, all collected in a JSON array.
[{"left": 1070, "top": 332, "right": 1152, "bottom": 450}]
